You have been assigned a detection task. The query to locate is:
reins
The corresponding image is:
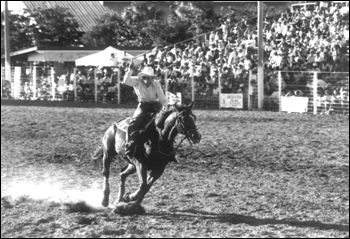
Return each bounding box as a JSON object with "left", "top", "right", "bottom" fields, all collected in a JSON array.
[{"left": 157, "top": 110, "right": 196, "bottom": 157}]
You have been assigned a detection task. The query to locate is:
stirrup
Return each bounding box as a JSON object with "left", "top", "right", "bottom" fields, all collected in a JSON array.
[
  {"left": 125, "top": 141, "right": 135, "bottom": 159},
  {"left": 125, "top": 147, "right": 135, "bottom": 159},
  {"left": 156, "top": 127, "right": 163, "bottom": 141}
]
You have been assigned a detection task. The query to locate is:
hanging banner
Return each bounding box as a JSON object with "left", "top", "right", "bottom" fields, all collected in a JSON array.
[
  {"left": 220, "top": 93, "right": 243, "bottom": 108},
  {"left": 281, "top": 96, "right": 309, "bottom": 113},
  {"left": 167, "top": 91, "right": 182, "bottom": 105}
]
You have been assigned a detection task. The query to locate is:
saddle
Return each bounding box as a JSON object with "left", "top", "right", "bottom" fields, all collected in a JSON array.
[
  {"left": 116, "top": 118, "right": 132, "bottom": 132},
  {"left": 115, "top": 112, "right": 159, "bottom": 133},
  {"left": 116, "top": 110, "right": 178, "bottom": 162}
]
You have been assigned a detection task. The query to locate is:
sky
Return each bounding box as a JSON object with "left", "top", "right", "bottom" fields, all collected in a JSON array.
[
  {"left": 1, "top": 1, "right": 105, "bottom": 12},
  {"left": 1, "top": 1, "right": 108, "bottom": 14},
  {"left": 1, "top": 1, "right": 26, "bottom": 13}
]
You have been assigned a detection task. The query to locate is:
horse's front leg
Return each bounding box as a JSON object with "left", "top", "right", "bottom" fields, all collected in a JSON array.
[
  {"left": 137, "top": 168, "right": 165, "bottom": 204},
  {"left": 115, "top": 163, "right": 136, "bottom": 204},
  {"left": 124, "top": 161, "right": 147, "bottom": 204}
]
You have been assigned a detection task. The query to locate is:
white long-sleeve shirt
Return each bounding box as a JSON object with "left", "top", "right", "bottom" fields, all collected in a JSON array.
[{"left": 123, "top": 70, "right": 167, "bottom": 108}]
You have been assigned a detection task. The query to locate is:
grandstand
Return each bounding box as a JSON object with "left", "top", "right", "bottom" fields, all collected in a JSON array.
[{"left": 1, "top": 1, "right": 349, "bottom": 114}]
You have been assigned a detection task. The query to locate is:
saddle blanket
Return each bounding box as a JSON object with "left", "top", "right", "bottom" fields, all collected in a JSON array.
[{"left": 116, "top": 118, "right": 132, "bottom": 132}]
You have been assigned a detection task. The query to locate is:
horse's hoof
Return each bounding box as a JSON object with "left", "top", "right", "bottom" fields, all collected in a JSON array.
[
  {"left": 112, "top": 202, "right": 145, "bottom": 215},
  {"left": 123, "top": 193, "right": 131, "bottom": 202},
  {"left": 101, "top": 199, "right": 109, "bottom": 207}
]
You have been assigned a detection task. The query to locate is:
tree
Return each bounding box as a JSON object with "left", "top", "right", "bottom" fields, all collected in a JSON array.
[
  {"left": 1, "top": 5, "right": 82, "bottom": 55},
  {"left": 1, "top": 10, "right": 33, "bottom": 56},
  {"left": 223, "top": 4, "right": 258, "bottom": 27},
  {"left": 120, "top": 1, "right": 220, "bottom": 47},
  {"left": 140, "top": 19, "right": 174, "bottom": 47},
  {"left": 83, "top": 1, "right": 220, "bottom": 48},
  {"left": 222, "top": 3, "right": 288, "bottom": 30},
  {"left": 167, "top": 1, "right": 219, "bottom": 42},
  {"left": 81, "top": 12, "right": 136, "bottom": 47},
  {"left": 122, "top": 1, "right": 166, "bottom": 47},
  {"left": 27, "top": 6, "right": 81, "bottom": 47}
]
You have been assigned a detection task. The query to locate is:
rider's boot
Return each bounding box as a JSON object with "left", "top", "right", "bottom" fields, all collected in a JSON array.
[{"left": 125, "top": 123, "right": 137, "bottom": 159}]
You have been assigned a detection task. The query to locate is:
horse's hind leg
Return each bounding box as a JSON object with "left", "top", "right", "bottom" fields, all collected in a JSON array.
[
  {"left": 101, "top": 126, "right": 117, "bottom": 207},
  {"left": 115, "top": 163, "right": 136, "bottom": 204},
  {"left": 101, "top": 149, "right": 115, "bottom": 207}
]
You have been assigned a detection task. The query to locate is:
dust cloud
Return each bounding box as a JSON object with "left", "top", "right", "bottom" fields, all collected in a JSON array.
[{"left": 4, "top": 181, "right": 110, "bottom": 211}]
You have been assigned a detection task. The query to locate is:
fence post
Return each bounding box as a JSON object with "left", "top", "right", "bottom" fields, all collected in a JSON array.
[
  {"left": 117, "top": 67, "right": 120, "bottom": 104},
  {"left": 33, "top": 66, "right": 37, "bottom": 99},
  {"left": 278, "top": 71, "right": 282, "bottom": 113},
  {"left": 51, "top": 67, "right": 55, "bottom": 100},
  {"left": 165, "top": 68, "right": 168, "bottom": 109},
  {"left": 248, "top": 70, "right": 252, "bottom": 110},
  {"left": 219, "top": 52, "right": 224, "bottom": 109},
  {"left": 73, "top": 68, "right": 77, "bottom": 101},
  {"left": 191, "top": 56, "right": 195, "bottom": 103},
  {"left": 1, "top": 67, "right": 3, "bottom": 98},
  {"left": 13, "top": 67, "right": 21, "bottom": 99},
  {"left": 218, "top": 67, "right": 221, "bottom": 109},
  {"left": 313, "top": 72, "right": 317, "bottom": 115},
  {"left": 94, "top": 68, "right": 97, "bottom": 103}
]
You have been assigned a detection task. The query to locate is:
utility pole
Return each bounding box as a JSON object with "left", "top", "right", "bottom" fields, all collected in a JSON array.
[
  {"left": 4, "top": 1, "right": 12, "bottom": 98},
  {"left": 257, "top": 1, "right": 264, "bottom": 109}
]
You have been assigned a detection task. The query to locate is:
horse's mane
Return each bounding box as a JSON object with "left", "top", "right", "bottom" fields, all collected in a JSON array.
[
  {"left": 154, "top": 109, "right": 173, "bottom": 130},
  {"left": 154, "top": 104, "right": 190, "bottom": 129}
]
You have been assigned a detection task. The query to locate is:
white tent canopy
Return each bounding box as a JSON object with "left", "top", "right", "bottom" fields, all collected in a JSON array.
[{"left": 75, "top": 46, "right": 141, "bottom": 67}]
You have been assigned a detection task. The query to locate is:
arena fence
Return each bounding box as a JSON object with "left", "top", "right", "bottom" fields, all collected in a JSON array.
[
  {"left": 273, "top": 71, "right": 349, "bottom": 115},
  {"left": 1, "top": 66, "right": 349, "bottom": 115}
]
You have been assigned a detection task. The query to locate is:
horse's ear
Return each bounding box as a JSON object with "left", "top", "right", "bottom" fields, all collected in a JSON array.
[{"left": 168, "top": 103, "right": 175, "bottom": 108}]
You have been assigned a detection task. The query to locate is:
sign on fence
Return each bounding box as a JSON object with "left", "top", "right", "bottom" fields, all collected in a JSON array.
[
  {"left": 220, "top": 93, "right": 243, "bottom": 109},
  {"left": 167, "top": 91, "right": 182, "bottom": 105},
  {"left": 281, "top": 96, "right": 309, "bottom": 113}
]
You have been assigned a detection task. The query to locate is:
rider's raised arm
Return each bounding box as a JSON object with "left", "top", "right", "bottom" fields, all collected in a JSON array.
[
  {"left": 123, "top": 68, "right": 139, "bottom": 87},
  {"left": 154, "top": 81, "right": 168, "bottom": 109}
]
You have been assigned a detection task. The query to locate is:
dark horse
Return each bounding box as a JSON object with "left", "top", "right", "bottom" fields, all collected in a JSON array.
[{"left": 93, "top": 102, "right": 201, "bottom": 208}]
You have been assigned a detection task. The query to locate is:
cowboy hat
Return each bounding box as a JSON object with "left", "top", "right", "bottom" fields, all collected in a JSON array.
[{"left": 138, "top": 66, "right": 155, "bottom": 78}]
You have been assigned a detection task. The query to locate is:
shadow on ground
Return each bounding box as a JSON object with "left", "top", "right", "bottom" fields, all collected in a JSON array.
[{"left": 148, "top": 209, "right": 349, "bottom": 232}]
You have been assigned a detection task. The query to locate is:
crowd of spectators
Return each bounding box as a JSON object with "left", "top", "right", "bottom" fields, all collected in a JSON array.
[
  {"left": 2, "top": 1, "right": 349, "bottom": 112},
  {"left": 149, "top": 1, "right": 348, "bottom": 110},
  {"left": 128, "top": 1, "right": 349, "bottom": 110}
]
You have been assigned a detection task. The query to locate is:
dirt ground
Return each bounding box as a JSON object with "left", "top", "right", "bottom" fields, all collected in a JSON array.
[{"left": 1, "top": 104, "right": 349, "bottom": 238}]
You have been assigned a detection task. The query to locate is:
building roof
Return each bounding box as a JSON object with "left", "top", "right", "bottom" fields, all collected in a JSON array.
[{"left": 22, "top": 1, "right": 115, "bottom": 32}]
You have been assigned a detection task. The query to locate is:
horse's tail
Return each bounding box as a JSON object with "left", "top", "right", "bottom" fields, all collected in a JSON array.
[{"left": 91, "top": 146, "right": 104, "bottom": 169}]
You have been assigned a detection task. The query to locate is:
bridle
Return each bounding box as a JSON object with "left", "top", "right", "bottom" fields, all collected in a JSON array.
[
  {"left": 176, "top": 110, "right": 198, "bottom": 145},
  {"left": 158, "top": 109, "right": 198, "bottom": 157}
]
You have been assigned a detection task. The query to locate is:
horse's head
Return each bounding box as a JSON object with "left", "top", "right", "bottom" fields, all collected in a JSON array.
[{"left": 174, "top": 101, "right": 201, "bottom": 144}]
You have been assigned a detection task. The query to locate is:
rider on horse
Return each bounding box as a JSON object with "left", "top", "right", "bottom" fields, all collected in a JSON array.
[{"left": 123, "top": 65, "right": 176, "bottom": 162}]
